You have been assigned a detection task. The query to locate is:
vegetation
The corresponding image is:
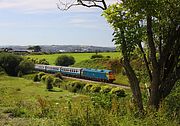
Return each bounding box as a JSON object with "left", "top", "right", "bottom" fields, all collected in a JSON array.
[
  {"left": 55, "top": 55, "right": 75, "bottom": 66},
  {"left": 61, "top": 0, "right": 180, "bottom": 112},
  {"left": 90, "top": 54, "right": 104, "bottom": 59},
  {"left": 28, "top": 45, "right": 41, "bottom": 52},
  {"left": 18, "top": 59, "right": 34, "bottom": 74},
  {"left": 103, "top": 0, "right": 180, "bottom": 111},
  {"left": 27, "top": 57, "right": 49, "bottom": 65},
  {"left": 0, "top": 75, "right": 179, "bottom": 125},
  {"left": 27, "top": 52, "right": 120, "bottom": 65}
]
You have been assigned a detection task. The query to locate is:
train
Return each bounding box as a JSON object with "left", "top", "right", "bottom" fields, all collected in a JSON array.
[{"left": 35, "top": 64, "right": 116, "bottom": 83}]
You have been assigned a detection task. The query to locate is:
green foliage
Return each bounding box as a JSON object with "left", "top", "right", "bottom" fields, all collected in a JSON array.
[
  {"left": 164, "top": 81, "right": 180, "bottom": 122},
  {"left": 18, "top": 59, "right": 35, "bottom": 74},
  {"left": 55, "top": 55, "right": 75, "bottom": 66},
  {"left": 90, "top": 85, "right": 101, "bottom": 93},
  {"left": 73, "top": 58, "right": 109, "bottom": 69},
  {"left": 100, "top": 86, "right": 112, "bottom": 93},
  {"left": 45, "top": 75, "right": 53, "bottom": 90},
  {"left": 27, "top": 57, "right": 49, "bottom": 65},
  {"left": 110, "top": 87, "right": 126, "bottom": 97},
  {"left": 28, "top": 45, "right": 41, "bottom": 52},
  {"left": 27, "top": 52, "right": 120, "bottom": 65},
  {"left": 66, "top": 81, "right": 86, "bottom": 93},
  {"left": 0, "top": 75, "right": 179, "bottom": 125},
  {"left": 17, "top": 71, "right": 23, "bottom": 77},
  {"left": 53, "top": 78, "right": 62, "bottom": 87},
  {"left": 84, "top": 84, "right": 93, "bottom": 92},
  {"left": 38, "top": 72, "right": 46, "bottom": 80},
  {"left": 0, "top": 53, "right": 23, "bottom": 76},
  {"left": 54, "top": 72, "right": 63, "bottom": 80},
  {"left": 90, "top": 93, "right": 112, "bottom": 109},
  {"left": 90, "top": 54, "right": 104, "bottom": 59},
  {"left": 38, "top": 58, "right": 49, "bottom": 65},
  {"left": 41, "top": 74, "right": 47, "bottom": 82},
  {"left": 107, "top": 58, "right": 123, "bottom": 74},
  {"left": 33, "top": 74, "right": 40, "bottom": 82}
]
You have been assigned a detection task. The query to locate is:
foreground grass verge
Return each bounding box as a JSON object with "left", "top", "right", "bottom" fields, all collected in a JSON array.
[{"left": 0, "top": 75, "right": 178, "bottom": 126}]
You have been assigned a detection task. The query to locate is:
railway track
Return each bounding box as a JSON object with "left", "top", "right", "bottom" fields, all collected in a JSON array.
[{"left": 63, "top": 76, "right": 130, "bottom": 89}]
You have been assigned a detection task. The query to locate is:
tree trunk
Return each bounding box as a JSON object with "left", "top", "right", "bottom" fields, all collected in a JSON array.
[
  {"left": 123, "top": 58, "right": 144, "bottom": 112},
  {"left": 146, "top": 15, "right": 161, "bottom": 109},
  {"left": 121, "top": 30, "right": 144, "bottom": 112}
]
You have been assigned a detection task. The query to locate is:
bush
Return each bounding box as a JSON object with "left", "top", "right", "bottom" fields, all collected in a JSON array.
[
  {"left": 84, "top": 84, "right": 93, "bottom": 92},
  {"left": 38, "top": 58, "right": 49, "bottom": 65},
  {"left": 110, "top": 87, "right": 126, "bottom": 97},
  {"left": 0, "top": 66, "right": 5, "bottom": 75},
  {"left": 18, "top": 59, "right": 35, "bottom": 74},
  {"left": 55, "top": 55, "right": 75, "bottom": 66},
  {"left": 100, "top": 86, "right": 112, "bottom": 93},
  {"left": 107, "top": 59, "right": 123, "bottom": 74},
  {"left": 164, "top": 81, "right": 180, "bottom": 122},
  {"left": 0, "top": 53, "right": 23, "bottom": 76},
  {"left": 41, "top": 75, "right": 47, "bottom": 82},
  {"left": 38, "top": 72, "right": 46, "bottom": 80},
  {"left": 91, "top": 54, "right": 103, "bottom": 59},
  {"left": 17, "top": 71, "right": 23, "bottom": 77},
  {"left": 66, "top": 81, "right": 85, "bottom": 93},
  {"left": 33, "top": 74, "right": 40, "bottom": 82},
  {"left": 45, "top": 76, "right": 53, "bottom": 91},
  {"left": 54, "top": 72, "right": 63, "bottom": 80},
  {"left": 53, "top": 78, "right": 62, "bottom": 87},
  {"left": 90, "top": 85, "right": 101, "bottom": 93}
]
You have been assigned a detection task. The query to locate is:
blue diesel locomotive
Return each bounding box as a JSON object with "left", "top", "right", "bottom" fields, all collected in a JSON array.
[{"left": 35, "top": 64, "right": 115, "bottom": 83}]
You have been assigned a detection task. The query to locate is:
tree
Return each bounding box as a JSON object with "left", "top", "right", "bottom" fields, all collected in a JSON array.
[
  {"left": 28, "top": 46, "right": 41, "bottom": 52},
  {"left": 55, "top": 55, "right": 75, "bottom": 66},
  {"left": 58, "top": 0, "right": 180, "bottom": 111},
  {"left": 0, "top": 53, "right": 23, "bottom": 76},
  {"left": 18, "top": 59, "right": 35, "bottom": 74}
]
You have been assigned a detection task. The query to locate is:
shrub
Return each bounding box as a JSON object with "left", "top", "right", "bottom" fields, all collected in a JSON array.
[
  {"left": 54, "top": 72, "right": 63, "bottom": 80},
  {"left": 18, "top": 59, "right": 35, "bottom": 74},
  {"left": 84, "top": 84, "right": 93, "bottom": 92},
  {"left": 72, "top": 81, "right": 85, "bottom": 92},
  {"left": 0, "top": 53, "right": 23, "bottom": 76},
  {"left": 41, "top": 75, "right": 47, "bottom": 82},
  {"left": 91, "top": 54, "right": 103, "bottom": 59},
  {"left": 65, "top": 81, "right": 85, "bottom": 93},
  {"left": 17, "top": 71, "right": 23, "bottom": 77},
  {"left": 53, "top": 78, "right": 62, "bottom": 87},
  {"left": 55, "top": 55, "right": 75, "bottom": 66},
  {"left": 33, "top": 74, "right": 40, "bottom": 82},
  {"left": 0, "top": 66, "right": 5, "bottom": 75},
  {"left": 38, "top": 72, "right": 46, "bottom": 80},
  {"left": 90, "top": 85, "right": 101, "bottom": 93},
  {"left": 45, "top": 76, "right": 53, "bottom": 91},
  {"left": 100, "top": 86, "right": 112, "bottom": 93},
  {"left": 38, "top": 58, "right": 49, "bottom": 65},
  {"left": 110, "top": 87, "right": 126, "bottom": 97},
  {"left": 107, "top": 59, "right": 123, "bottom": 74},
  {"left": 164, "top": 81, "right": 180, "bottom": 122}
]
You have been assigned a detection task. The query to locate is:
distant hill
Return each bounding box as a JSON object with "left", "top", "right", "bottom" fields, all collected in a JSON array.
[{"left": 0, "top": 45, "right": 116, "bottom": 53}]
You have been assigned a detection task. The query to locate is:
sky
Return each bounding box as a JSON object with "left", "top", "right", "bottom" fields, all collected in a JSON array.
[{"left": 0, "top": 0, "right": 118, "bottom": 47}]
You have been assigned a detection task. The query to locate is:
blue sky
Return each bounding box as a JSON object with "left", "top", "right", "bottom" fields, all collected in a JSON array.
[{"left": 0, "top": 0, "right": 117, "bottom": 47}]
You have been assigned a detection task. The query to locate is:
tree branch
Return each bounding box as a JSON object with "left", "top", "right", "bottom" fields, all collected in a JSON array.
[{"left": 57, "top": 0, "right": 107, "bottom": 10}]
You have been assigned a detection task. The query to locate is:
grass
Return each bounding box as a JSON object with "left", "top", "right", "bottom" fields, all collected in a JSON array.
[
  {"left": 27, "top": 52, "right": 121, "bottom": 65},
  {"left": 0, "top": 75, "right": 179, "bottom": 126}
]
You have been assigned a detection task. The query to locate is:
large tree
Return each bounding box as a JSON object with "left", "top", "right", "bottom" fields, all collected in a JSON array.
[{"left": 58, "top": 0, "right": 180, "bottom": 111}]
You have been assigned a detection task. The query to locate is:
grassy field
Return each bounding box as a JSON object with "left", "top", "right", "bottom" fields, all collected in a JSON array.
[
  {"left": 27, "top": 52, "right": 121, "bottom": 65},
  {"left": 0, "top": 75, "right": 178, "bottom": 126}
]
